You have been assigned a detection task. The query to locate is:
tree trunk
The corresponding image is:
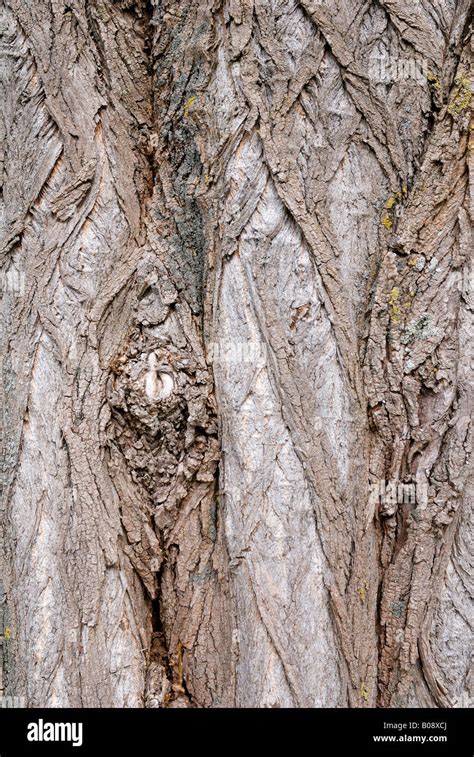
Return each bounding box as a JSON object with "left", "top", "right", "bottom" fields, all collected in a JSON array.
[{"left": 0, "top": 0, "right": 471, "bottom": 708}]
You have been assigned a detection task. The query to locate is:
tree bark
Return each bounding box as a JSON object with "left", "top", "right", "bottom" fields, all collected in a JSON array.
[{"left": 0, "top": 0, "right": 472, "bottom": 708}]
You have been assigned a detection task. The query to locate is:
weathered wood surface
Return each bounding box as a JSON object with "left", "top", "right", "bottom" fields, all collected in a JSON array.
[{"left": 0, "top": 0, "right": 472, "bottom": 707}]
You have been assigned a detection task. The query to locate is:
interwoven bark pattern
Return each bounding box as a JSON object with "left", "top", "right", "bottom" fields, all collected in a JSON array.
[{"left": 0, "top": 0, "right": 471, "bottom": 708}]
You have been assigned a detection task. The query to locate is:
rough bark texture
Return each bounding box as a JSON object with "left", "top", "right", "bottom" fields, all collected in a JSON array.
[{"left": 0, "top": 0, "right": 472, "bottom": 708}]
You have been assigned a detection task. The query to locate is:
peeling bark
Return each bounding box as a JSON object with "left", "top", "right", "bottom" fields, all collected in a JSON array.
[{"left": 0, "top": 0, "right": 472, "bottom": 708}]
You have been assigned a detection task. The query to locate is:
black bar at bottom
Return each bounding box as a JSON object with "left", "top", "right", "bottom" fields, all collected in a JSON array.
[{"left": 0, "top": 707, "right": 471, "bottom": 755}]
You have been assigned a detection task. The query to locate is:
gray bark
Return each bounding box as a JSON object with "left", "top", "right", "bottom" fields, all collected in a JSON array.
[{"left": 0, "top": 0, "right": 472, "bottom": 708}]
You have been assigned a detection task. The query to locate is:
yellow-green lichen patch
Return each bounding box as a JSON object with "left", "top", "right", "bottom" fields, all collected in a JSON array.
[
  {"left": 388, "top": 287, "right": 402, "bottom": 323},
  {"left": 427, "top": 70, "right": 442, "bottom": 91},
  {"left": 183, "top": 96, "right": 196, "bottom": 120},
  {"left": 381, "top": 189, "right": 405, "bottom": 230},
  {"left": 357, "top": 583, "right": 368, "bottom": 603},
  {"left": 360, "top": 682, "right": 370, "bottom": 702},
  {"left": 447, "top": 75, "right": 472, "bottom": 117}
]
